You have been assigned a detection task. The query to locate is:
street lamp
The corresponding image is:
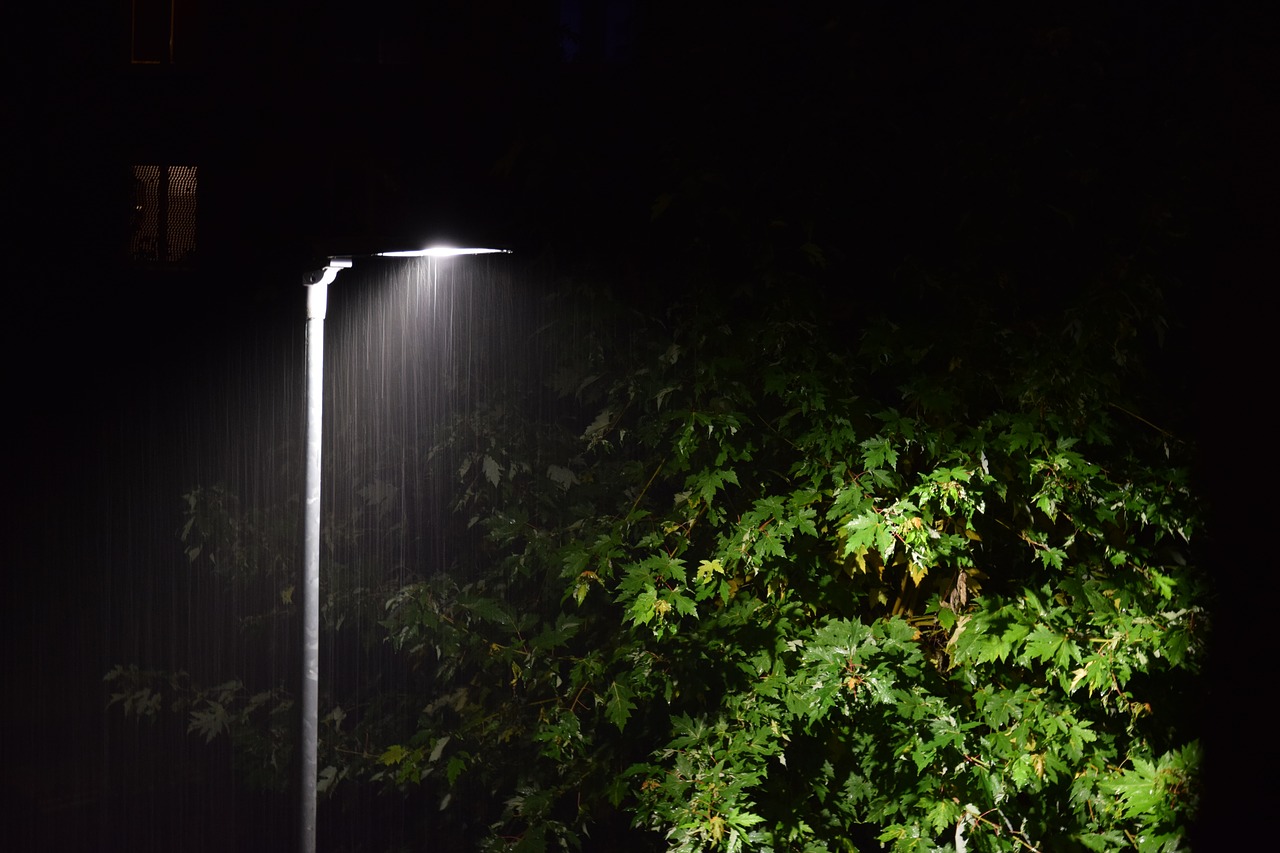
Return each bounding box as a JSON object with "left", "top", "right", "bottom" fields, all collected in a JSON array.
[{"left": 299, "top": 246, "right": 509, "bottom": 853}]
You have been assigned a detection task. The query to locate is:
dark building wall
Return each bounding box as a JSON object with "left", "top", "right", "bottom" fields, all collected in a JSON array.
[{"left": 11, "top": 1, "right": 572, "bottom": 280}]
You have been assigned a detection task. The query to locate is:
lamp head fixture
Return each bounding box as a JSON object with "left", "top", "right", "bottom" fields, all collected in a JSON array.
[
  {"left": 375, "top": 247, "right": 511, "bottom": 258},
  {"left": 302, "top": 247, "right": 508, "bottom": 288}
]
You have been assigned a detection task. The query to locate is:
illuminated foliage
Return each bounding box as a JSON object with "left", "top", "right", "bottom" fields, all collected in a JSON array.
[{"left": 373, "top": 271, "right": 1207, "bottom": 852}]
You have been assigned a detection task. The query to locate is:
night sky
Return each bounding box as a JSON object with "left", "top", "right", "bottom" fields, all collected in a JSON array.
[{"left": 1, "top": 1, "right": 1272, "bottom": 849}]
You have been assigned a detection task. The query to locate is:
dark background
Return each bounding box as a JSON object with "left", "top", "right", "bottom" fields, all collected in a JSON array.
[{"left": 1, "top": 1, "right": 1271, "bottom": 849}]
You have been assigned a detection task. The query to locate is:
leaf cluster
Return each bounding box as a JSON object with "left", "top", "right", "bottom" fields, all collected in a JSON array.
[{"left": 371, "top": 273, "right": 1207, "bottom": 852}]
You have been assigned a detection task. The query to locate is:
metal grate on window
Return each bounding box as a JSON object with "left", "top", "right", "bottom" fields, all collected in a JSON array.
[{"left": 130, "top": 165, "right": 197, "bottom": 265}]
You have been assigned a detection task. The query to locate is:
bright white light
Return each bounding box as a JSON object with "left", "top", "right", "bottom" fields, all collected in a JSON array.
[{"left": 376, "top": 247, "right": 510, "bottom": 258}]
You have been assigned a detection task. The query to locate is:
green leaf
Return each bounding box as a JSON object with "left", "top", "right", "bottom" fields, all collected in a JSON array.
[
  {"left": 381, "top": 744, "right": 409, "bottom": 766},
  {"left": 188, "top": 700, "right": 230, "bottom": 743},
  {"left": 482, "top": 454, "right": 502, "bottom": 486},
  {"left": 860, "top": 436, "right": 899, "bottom": 471},
  {"left": 606, "top": 680, "right": 636, "bottom": 731},
  {"left": 1021, "top": 626, "right": 1072, "bottom": 666},
  {"left": 1102, "top": 759, "right": 1162, "bottom": 819},
  {"left": 445, "top": 754, "right": 467, "bottom": 787},
  {"left": 316, "top": 765, "right": 339, "bottom": 794},
  {"left": 696, "top": 558, "right": 724, "bottom": 584},
  {"left": 429, "top": 735, "right": 451, "bottom": 764},
  {"left": 546, "top": 464, "right": 577, "bottom": 490}
]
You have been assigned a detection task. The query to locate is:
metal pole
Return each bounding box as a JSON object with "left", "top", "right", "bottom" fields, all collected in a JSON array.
[
  {"left": 300, "top": 259, "right": 349, "bottom": 853},
  {"left": 296, "top": 250, "right": 497, "bottom": 851}
]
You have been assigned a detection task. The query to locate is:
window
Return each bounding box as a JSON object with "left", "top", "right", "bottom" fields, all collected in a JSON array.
[
  {"left": 131, "top": 0, "right": 174, "bottom": 64},
  {"left": 130, "top": 165, "right": 198, "bottom": 266}
]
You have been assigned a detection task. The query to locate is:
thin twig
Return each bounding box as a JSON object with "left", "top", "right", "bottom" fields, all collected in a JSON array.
[{"left": 1107, "top": 402, "right": 1173, "bottom": 438}]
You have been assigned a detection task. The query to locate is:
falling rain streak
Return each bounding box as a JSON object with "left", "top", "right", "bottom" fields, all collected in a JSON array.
[{"left": 83, "top": 255, "right": 524, "bottom": 851}]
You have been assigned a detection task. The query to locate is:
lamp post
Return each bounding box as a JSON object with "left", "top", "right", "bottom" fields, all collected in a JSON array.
[{"left": 299, "top": 246, "right": 508, "bottom": 853}]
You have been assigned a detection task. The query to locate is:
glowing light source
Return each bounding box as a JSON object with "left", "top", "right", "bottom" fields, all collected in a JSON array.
[{"left": 376, "top": 246, "right": 510, "bottom": 258}]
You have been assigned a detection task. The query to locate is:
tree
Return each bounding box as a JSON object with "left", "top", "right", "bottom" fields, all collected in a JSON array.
[{"left": 366, "top": 260, "right": 1206, "bottom": 852}]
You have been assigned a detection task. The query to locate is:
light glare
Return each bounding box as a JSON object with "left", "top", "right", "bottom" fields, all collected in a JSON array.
[{"left": 376, "top": 247, "right": 510, "bottom": 258}]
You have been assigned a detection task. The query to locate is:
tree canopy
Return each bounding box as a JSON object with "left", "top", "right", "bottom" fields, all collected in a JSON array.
[{"left": 380, "top": 269, "right": 1204, "bottom": 853}]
